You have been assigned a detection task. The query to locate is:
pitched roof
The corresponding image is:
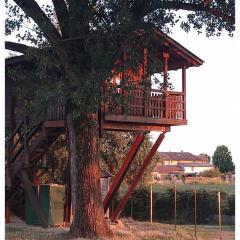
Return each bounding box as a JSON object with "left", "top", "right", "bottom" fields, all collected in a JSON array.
[
  {"left": 100, "top": 170, "right": 113, "bottom": 178},
  {"left": 178, "top": 163, "right": 214, "bottom": 168},
  {"left": 153, "top": 164, "right": 184, "bottom": 174},
  {"left": 158, "top": 152, "right": 205, "bottom": 162},
  {"left": 154, "top": 29, "right": 204, "bottom": 69}
]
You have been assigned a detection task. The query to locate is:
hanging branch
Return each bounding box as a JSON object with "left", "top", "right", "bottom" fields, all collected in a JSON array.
[
  {"left": 13, "top": 0, "right": 62, "bottom": 44},
  {"left": 130, "top": 0, "right": 235, "bottom": 24},
  {"left": 52, "top": 0, "right": 69, "bottom": 38}
]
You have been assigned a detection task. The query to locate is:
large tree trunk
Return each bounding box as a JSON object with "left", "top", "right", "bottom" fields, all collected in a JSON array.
[{"left": 66, "top": 113, "right": 113, "bottom": 238}]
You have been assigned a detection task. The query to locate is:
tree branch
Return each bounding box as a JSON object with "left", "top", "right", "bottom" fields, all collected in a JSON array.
[
  {"left": 68, "top": 0, "right": 90, "bottom": 36},
  {"left": 13, "top": 0, "right": 62, "bottom": 44},
  {"left": 52, "top": 0, "right": 69, "bottom": 38},
  {"left": 130, "top": 1, "right": 234, "bottom": 25},
  {"left": 165, "top": 2, "right": 235, "bottom": 24},
  {"left": 5, "top": 41, "right": 36, "bottom": 54}
]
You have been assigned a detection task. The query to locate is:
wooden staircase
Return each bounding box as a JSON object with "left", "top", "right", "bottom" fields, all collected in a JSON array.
[{"left": 5, "top": 106, "right": 66, "bottom": 227}]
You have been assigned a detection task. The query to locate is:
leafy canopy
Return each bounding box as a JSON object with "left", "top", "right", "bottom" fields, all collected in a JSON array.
[
  {"left": 5, "top": 0, "right": 235, "bottom": 117},
  {"left": 212, "top": 145, "right": 235, "bottom": 173}
]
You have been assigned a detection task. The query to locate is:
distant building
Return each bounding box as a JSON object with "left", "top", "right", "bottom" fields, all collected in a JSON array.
[
  {"left": 178, "top": 163, "right": 214, "bottom": 175},
  {"left": 152, "top": 165, "right": 184, "bottom": 181},
  {"left": 152, "top": 152, "right": 214, "bottom": 181},
  {"left": 157, "top": 151, "right": 209, "bottom": 165}
]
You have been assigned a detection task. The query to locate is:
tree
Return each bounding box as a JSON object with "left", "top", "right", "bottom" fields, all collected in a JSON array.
[
  {"left": 212, "top": 145, "right": 235, "bottom": 173},
  {"left": 5, "top": 0, "right": 235, "bottom": 238},
  {"left": 99, "top": 132, "right": 157, "bottom": 187}
]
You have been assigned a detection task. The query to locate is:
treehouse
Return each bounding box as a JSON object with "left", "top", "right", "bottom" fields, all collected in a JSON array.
[
  {"left": 103, "top": 30, "right": 203, "bottom": 132},
  {"left": 5, "top": 31, "right": 203, "bottom": 225}
]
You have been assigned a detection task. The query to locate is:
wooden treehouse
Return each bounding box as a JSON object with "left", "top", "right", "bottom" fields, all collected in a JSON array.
[{"left": 5, "top": 31, "right": 203, "bottom": 226}]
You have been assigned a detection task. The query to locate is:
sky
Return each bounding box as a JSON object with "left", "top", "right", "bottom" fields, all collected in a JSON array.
[{"left": 151, "top": 26, "right": 239, "bottom": 164}]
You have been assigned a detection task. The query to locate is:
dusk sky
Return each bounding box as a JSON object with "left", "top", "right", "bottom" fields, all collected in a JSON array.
[{"left": 151, "top": 26, "right": 238, "bottom": 164}]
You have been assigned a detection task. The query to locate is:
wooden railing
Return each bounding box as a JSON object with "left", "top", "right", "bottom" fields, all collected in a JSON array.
[
  {"left": 105, "top": 88, "right": 186, "bottom": 121},
  {"left": 47, "top": 103, "right": 66, "bottom": 121}
]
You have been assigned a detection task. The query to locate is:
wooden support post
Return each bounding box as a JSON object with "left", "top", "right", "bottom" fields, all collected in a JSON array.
[
  {"left": 103, "top": 134, "right": 145, "bottom": 212},
  {"left": 130, "top": 198, "right": 133, "bottom": 219},
  {"left": 150, "top": 184, "right": 153, "bottom": 224},
  {"left": 174, "top": 185, "right": 177, "bottom": 230},
  {"left": 5, "top": 202, "right": 11, "bottom": 223},
  {"left": 64, "top": 157, "right": 72, "bottom": 223},
  {"left": 24, "top": 116, "right": 29, "bottom": 165},
  {"left": 19, "top": 170, "right": 48, "bottom": 228},
  {"left": 111, "top": 133, "right": 165, "bottom": 222},
  {"left": 182, "top": 66, "right": 186, "bottom": 119},
  {"left": 163, "top": 52, "right": 170, "bottom": 118},
  {"left": 194, "top": 188, "right": 197, "bottom": 238},
  {"left": 218, "top": 192, "right": 222, "bottom": 240}
]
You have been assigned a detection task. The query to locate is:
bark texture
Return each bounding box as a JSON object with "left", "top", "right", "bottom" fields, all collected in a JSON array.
[{"left": 66, "top": 113, "right": 113, "bottom": 238}]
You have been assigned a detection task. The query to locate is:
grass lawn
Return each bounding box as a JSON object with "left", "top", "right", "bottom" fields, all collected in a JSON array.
[{"left": 5, "top": 217, "right": 235, "bottom": 240}]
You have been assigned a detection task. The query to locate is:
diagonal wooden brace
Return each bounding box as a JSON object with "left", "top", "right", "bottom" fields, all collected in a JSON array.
[
  {"left": 103, "top": 134, "right": 145, "bottom": 213},
  {"left": 111, "top": 132, "right": 165, "bottom": 222},
  {"left": 19, "top": 170, "right": 48, "bottom": 228}
]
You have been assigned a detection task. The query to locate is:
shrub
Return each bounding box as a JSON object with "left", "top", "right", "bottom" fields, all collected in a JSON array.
[
  {"left": 121, "top": 186, "right": 235, "bottom": 224},
  {"left": 200, "top": 168, "right": 221, "bottom": 177}
]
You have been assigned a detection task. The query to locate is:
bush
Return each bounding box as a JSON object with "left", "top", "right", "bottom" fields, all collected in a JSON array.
[
  {"left": 200, "top": 168, "right": 221, "bottom": 177},
  {"left": 121, "top": 186, "right": 235, "bottom": 224}
]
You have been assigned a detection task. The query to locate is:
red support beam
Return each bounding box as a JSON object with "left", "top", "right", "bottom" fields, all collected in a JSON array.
[
  {"left": 103, "top": 134, "right": 145, "bottom": 213},
  {"left": 182, "top": 66, "right": 186, "bottom": 120},
  {"left": 111, "top": 132, "right": 165, "bottom": 222}
]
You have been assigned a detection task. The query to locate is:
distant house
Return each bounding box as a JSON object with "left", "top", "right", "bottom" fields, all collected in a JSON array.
[
  {"left": 152, "top": 158, "right": 214, "bottom": 181},
  {"left": 178, "top": 163, "right": 214, "bottom": 176},
  {"left": 157, "top": 151, "right": 209, "bottom": 165},
  {"left": 152, "top": 164, "right": 184, "bottom": 180}
]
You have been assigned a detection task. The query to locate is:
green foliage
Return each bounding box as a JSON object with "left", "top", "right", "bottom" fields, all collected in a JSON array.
[
  {"left": 123, "top": 187, "right": 151, "bottom": 220},
  {"left": 37, "top": 135, "right": 68, "bottom": 184},
  {"left": 122, "top": 185, "right": 235, "bottom": 224},
  {"left": 212, "top": 145, "right": 235, "bottom": 173},
  {"left": 99, "top": 132, "right": 157, "bottom": 187},
  {"left": 200, "top": 168, "right": 221, "bottom": 177},
  {"left": 5, "top": 0, "right": 235, "bottom": 121}
]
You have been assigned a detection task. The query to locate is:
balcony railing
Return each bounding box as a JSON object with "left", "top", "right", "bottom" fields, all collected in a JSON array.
[
  {"left": 104, "top": 88, "right": 186, "bottom": 122},
  {"left": 45, "top": 88, "right": 186, "bottom": 126}
]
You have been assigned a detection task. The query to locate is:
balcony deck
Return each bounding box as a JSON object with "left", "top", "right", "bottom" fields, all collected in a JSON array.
[
  {"left": 44, "top": 88, "right": 187, "bottom": 132},
  {"left": 103, "top": 88, "right": 187, "bottom": 132}
]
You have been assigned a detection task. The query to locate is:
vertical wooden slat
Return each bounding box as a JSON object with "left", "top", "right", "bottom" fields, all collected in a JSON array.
[
  {"left": 194, "top": 188, "right": 197, "bottom": 238},
  {"left": 24, "top": 116, "right": 29, "bottom": 165},
  {"left": 218, "top": 192, "right": 222, "bottom": 240},
  {"left": 182, "top": 66, "right": 186, "bottom": 120},
  {"left": 174, "top": 185, "right": 177, "bottom": 230},
  {"left": 150, "top": 184, "right": 153, "bottom": 224}
]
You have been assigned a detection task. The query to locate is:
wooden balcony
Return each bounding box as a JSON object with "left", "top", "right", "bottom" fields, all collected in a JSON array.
[
  {"left": 43, "top": 88, "right": 186, "bottom": 132},
  {"left": 103, "top": 88, "right": 187, "bottom": 132}
]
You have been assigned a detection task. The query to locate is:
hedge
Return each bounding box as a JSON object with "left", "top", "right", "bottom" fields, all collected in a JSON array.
[{"left": 121, "top": 187, "right": 235, "bottom": 224}]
